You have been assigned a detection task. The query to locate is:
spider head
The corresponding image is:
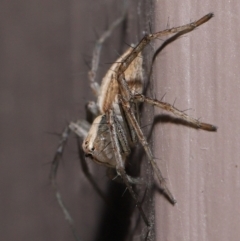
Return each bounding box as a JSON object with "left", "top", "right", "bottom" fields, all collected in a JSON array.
[{"left": 82, "top": 115, "right": 117, "bottom": 168}]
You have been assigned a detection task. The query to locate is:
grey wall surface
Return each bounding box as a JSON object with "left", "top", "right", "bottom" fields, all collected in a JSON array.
[
  {"left": 154, "top": 1, "right": 240, "bottom": 241},
  {"left": 0, "top": 0, "right": 239, "bottom": 241}
]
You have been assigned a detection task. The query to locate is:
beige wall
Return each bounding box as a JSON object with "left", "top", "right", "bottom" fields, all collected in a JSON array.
[{"left": 154, "top": 1, "right": 240, "bottom": 241}]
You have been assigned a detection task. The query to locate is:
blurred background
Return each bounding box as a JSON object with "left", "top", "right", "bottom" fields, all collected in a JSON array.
[{"left": 0, "top": 1, "right": 152, "bottom": 241}]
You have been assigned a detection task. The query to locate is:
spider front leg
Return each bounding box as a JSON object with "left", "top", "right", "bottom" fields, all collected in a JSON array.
[
  {"left": 133, "top": 94, "right": 217, "bottom": 131},
  {"left": 117, "top": 13, "right": 214, "bottom": 76},
  {"left": 107, "top": 109, "right": 150, "bottom": 228},
  {"left": 51, "top": 119, "right": 107, "bottom": 241},
  {"left": 50, "top": 119, "right": 90, "bottom": 194},
  {"left": 50, "top": 124, "right": 81, "bottom": 241},
  {"left": 50, "top": 125, "right": 72, "bottom": 183},
  {"left": 50, "top": 120, "right": 90, "bottom": 187},
  {"left": 51, "top": 119, "right": 91, "bottom": 184},
  {"left": 119, "top": 95, "right": 176, "bottom": 204}
]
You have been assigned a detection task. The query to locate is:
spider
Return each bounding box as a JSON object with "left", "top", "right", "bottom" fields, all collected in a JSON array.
[{"left": 51, "top": 11, "right": 216, "bottom": 240}]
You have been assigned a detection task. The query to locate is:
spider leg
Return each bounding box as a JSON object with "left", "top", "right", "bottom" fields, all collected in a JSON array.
[
  {"left": 85, "top": 101, "right": 99, "bottom": 123},
  {"left": 88, "top": 3, "right": 127, "bottom": 97},
  {"left": 134, "top": 94, "right": 217, "bottom": 131},
  {"left": 50, "top": 125, "right": 82, "bottom": 241},
  {"left": 50, "top": 119, "right": 107, "bottom": 241},
  {"left": 69, "top": 119, "right": 91, "bottom": 139},
  {"left": 107, "top": 167, "right": 145, "bottom": 185},
  {"left": 119, "top": 95, "right": 176, "bottom": 204},
  {"left": 118, "top": 13, "right": 213, "bottom": 77},
  {"left": 110, "top": 110, "right": 146, "bottom": 186},
  {"left": 50, "top": 125, "right": 72, "bottom": 182},
  {"left": 107, "top": 109, "right": 150, "bottom": 227}
]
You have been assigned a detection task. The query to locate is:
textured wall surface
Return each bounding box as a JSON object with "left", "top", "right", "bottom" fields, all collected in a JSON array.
[{"left": 154, "top": 1, "right": 240, "bottom": 241}]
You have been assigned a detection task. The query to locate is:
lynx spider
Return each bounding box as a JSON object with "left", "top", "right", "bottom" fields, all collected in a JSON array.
[{"left": 51, "top": 10, "right": 216, "bottom": 240}]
